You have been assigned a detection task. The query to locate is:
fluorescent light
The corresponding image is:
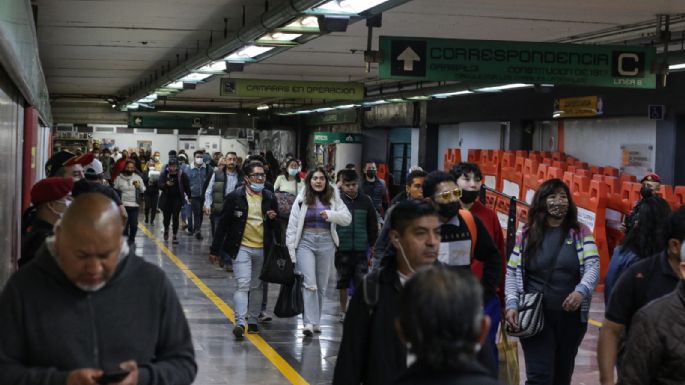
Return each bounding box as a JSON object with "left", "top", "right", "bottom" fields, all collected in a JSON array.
[
  {"left": 225, "top": 45, "right": 274, "bottom": 61},
  {"left": 363, "top": 100, "right": 388, "bottom": 106},
  {"left": 257, "top": 105, "right": 270, "bottom": 111},
  {"left": 179, "top": 73, "right": 212, "bottom": 83},
  {"left": 294, "top": 110, "right": 314, "bottom": 114},
  {"left": 407, "top": 95, "right": 432, "bottom": 101},
  {"left": 282, "top": 16, "right": 320, "bottom": 31},
  {"left": 125, "top": 103, "right": 139, "bottom": 110},
  {"left": 312, "top": 0, "right": 389, "bottom": 15},
  {"left": 194, "top": 61, "right": 227, "bottom": 74},
  {"left": 314, "top": 107, "right": 335, "bottom": 112},
  {"left": 475, "top": 83, "right": 533, "bottom": 92},
  {"left": 165, "top": 81, "right": 183, "bottom": 89},
  {"left": 158, "top": 110, "right": 236, "bottom": 115},
  {"left": 138, "top": 93, "right": 158, "bottom": 103},
  {"left": 669, "top": 63, "right": 685, "bottom": 70},
  {"left": 388, "top": 98, "right": 405, "bottom": 103},
  {"left": 431, "top": 90, "right": 473, "bottom": 98},
  {"left": 258, "top": 32, "right": 303, "bottom": 42},
  {"left": 335, "top": 104, "right": 357, "bottom": 109}
]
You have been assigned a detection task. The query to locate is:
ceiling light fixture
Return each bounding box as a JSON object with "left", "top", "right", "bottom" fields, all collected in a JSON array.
[
  {"left": 431, "top": 90, "right": 473, "bottom": 98},
  {"left": 669, "top": 63, "right": 685, "bottom": 70},
  {"left": 310, "top": 0, "right": 390, "bottom": 15},
  {"left": 475, "top": 83, "right": 533, "bottom": 92},
  {"left": 257, "top": 105, "right": 271, "bottom": 111},
  {"left": 194, "top": 61, "right": 228, "bottom": 74},
  {"left": 178, "top": 73, "right": 213, "bottom": 83},
  {"left": 137, "top": 93, "right": 158, "bottom": 103},
  {"left": 224, "top": 45, "right": 275, "bottom": 61},
  {"left": 258, "top": 32, "right": 303, "bottom": 42},
  {"left": 278, "top": 16, "right": 320, "bottom": 33}
]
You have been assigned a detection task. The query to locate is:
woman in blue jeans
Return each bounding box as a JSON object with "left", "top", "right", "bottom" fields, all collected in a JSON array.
[{"left": 287, "top": 167, "right": 351, "bottom": 337}]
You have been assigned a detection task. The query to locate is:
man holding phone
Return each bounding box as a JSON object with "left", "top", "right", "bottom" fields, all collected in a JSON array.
[{"left": 0, "top": 193, "right": 197, "bottom": 385}]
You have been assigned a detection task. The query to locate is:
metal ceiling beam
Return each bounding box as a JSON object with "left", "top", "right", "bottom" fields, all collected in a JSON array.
[{"left": 119, "top": 0, "right": 328, "bottom": 106}]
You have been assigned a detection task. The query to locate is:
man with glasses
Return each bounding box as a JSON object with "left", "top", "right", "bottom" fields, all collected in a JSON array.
[
  {"left": 209, "top": 161, "right": 278, "bottom": 339},
  {"left": 423, "top": 170, "right": 502, "bottom": 371}
]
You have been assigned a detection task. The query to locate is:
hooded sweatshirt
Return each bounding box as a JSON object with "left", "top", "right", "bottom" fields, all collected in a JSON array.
[{"left": 0, "top": 237, "right": 197, "bottom": 385}]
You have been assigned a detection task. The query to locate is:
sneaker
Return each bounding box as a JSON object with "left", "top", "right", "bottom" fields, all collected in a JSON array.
[
  {"left": 181, "top": 221, "right": 188, "bottom": 231},
  {"left": 163, "top": 230, "right": 169, "bottom": 241},
  {"left": 172, "top": 235, "right": 179, "bottom": 244},
  {"left": 195, "top": 232, "right": 203, "bottom": 240},
  {"left": 303, "top": 324, "right": 314, "bottom": 337},
  {"left": 232, "top": 324, "right": 245, "bottom": 339},
  {"left": 258, "top": 312, "right": 272, "bottom": 323},
  {"left": 313, "top": 324, "right": 322, "bottom": 334},
  {"left": 339, "top": 311, "right": 346, "bottom": 324},
  {"left": 247, "top": 323, "right": 260, "bottom": 334}
]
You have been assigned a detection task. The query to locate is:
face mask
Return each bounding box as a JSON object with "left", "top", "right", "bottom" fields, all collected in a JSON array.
[
  {"left": 250, "top": 183, "right": 265, "bottom": 192},
  {"left": 680, "top": 242, "right": 685, "bottom": 262},
  {"left": 366, "top": 170, "right": 377, "bottom": 178},
  {"left": 47, "top": 198, "right": 71, "bottom": 217},
  {"left": 195, "top": 158, "right": 204, "bottom": 165},
  {"left": 438, "top": 202, "right": 460, "bottom": 219},
  {"left": 288, "top": 168, "right": 299, "bottom": 177},
  {"left": 460, "top": 189, "right": 480, "bottom": 204},
  {"left": 122, "top": 170, "right": 132, "bottom": 176},
  {"left": 547, "top": 202, "right": 569, "bottom": 219},
  {"left": 154, "top": 156, "right": 160, "bottom": 161},
  {"left": 640, "top": 186, "right": 654, "bottom": 199},
  {"left": 396, "top": 241, "right": 415, "bottom": 274}
]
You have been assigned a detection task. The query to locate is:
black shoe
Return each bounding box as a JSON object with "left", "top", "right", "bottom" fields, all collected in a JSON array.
[
  {"left": 232, "top": 325, "right": 245, "bottom": 339},
  {"left": 163, "top": 231, "right": 169, "bottom": 241},
  {"left": 195, "top": 232, "right": 203, "bottom": 240},
  {"left": 247, "top": 323, "right": 260, "bottom": 334},
  {"left": 144, "top": 218, "right": 149, "bottom": 224},
  {"left": 127, "top": 238, "right": 135, "bottom": 245},
  {"left": 172, "top": 235, "right": 179, "bottom": 244}
]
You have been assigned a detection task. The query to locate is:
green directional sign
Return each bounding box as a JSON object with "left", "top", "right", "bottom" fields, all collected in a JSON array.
[
  {"left": 379, "top": 36, "right": 657, "bottom": 89},
  {"left": 313, "top": 132, "right": 363, "bottom": 144},
  {"left": 220, "top": 78, "right": 365, "bottom": 100}
]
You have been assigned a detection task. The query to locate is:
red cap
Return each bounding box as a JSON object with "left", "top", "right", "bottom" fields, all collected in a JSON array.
[
  {"left": 641, "top": 173, "right": 661, "bottom": 183},
  {"left": 31, "top": 177, "right": 74, "bottom": 205},
  {"left": 63, "top": 152, "right": 95, "bottom": 167}
]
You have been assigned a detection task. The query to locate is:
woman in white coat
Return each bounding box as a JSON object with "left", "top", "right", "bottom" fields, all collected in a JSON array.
[
  {"left": 287, "top": 167, "right": 351, "bottom": 336},
  {"left": 113, "top": 160, "right": 145, "bottom": 244}
]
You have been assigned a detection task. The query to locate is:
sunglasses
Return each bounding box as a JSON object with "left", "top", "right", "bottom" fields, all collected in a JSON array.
[{"left": 434, "top": 188, "right": 461, "bottom": 201}]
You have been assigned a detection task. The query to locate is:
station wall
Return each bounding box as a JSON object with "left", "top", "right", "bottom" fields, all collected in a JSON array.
[
  {"left": 563, "top": 117, "right": 657, "bottom": 175},
  {"left": 438, "top": 122, "right": 503, "bottom": 170}
]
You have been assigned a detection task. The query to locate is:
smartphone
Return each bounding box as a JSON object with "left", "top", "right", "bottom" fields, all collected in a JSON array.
[{"left": 96, "top": 369, "right": 130, "bottom": 384}]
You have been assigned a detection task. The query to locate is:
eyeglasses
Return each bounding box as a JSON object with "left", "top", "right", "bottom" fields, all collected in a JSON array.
[
  {"left": 434, "top": 188, "right": 461, "bottom": 201},
  {"left": 249, "top": 173, "right": 266, "bottom": 179}
]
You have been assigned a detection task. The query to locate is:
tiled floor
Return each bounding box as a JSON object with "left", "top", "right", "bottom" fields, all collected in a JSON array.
[{"left": 135, "top": 219, "right": 604, "bottom": 385}]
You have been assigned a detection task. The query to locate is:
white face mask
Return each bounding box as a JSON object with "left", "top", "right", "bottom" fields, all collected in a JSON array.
[
  {"left": 154, "top": 156, "right": 160, "bottom": 161},
  {"left": 680, "top": 242, "right": 685, "bottom": 262},
  {"left": 195, "top": 157, "right": 204, "bottom": 165}
]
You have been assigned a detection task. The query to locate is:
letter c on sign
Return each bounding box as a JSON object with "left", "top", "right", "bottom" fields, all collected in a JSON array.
[{"left": 618, "top": 53, "right": 639, "bottom": 76}]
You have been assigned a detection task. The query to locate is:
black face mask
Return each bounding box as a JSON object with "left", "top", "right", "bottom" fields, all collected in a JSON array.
[
  {"left": 122, "top": 170, "right": 132, "bottom": 176},
  {"left": 438, "top": 202, "right": 460, "bottom": 219},
  {"left": 366, "top": 170, "right": 377, "bottom": 178},
  {"left": 640, "top": 186, "right": 654, "bottom": 199},
  {"left": 460, "top": 189, "right": 480, "bottom": 204}
]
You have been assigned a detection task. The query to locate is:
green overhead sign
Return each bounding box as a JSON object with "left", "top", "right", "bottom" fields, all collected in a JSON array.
[
  {"left": 314, "top": 132, "right": 363, "bottom": 144},
  {"left": 220, "top": 78, "right": 365, "bottom": 100},
  {"left": 379, "top": 36, "right": 657, "bottom": 89}
]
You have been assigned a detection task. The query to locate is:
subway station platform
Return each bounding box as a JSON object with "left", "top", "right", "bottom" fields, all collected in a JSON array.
[{"left": 133, "top": 217, "right": 603, "bottom": 385}]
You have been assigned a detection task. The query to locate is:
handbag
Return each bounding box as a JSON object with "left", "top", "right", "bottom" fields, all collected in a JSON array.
[
  {"left": 506, "top": 237, "right": 564, "bottom": 339},
  {"left": 274, "top": 191, "right": 296, "bottom": 220},
  {"left": 274, "top": 274, "right": 304, "bottom": 318},
  {"left": 259, "top": 229, "right": 295, "bottom": 285},
  {"left": 497, "top": 320, "right": 520, "bottom": 385}
]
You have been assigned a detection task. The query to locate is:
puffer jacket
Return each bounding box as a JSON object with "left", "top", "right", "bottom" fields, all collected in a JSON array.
[
  {"left": 286, "top": 188, "right": 352, "bottom": 262},
  {"left": 619, "top": 281, "right": 685, "bottom": 385},
  {"left": 113, "top": 173, "right": 145, "bottom": 207}
]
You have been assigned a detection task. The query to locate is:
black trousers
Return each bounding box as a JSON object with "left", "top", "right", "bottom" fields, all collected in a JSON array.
[
  {"left": 144, "top": 192, "right": 159, "bottom": 222},
  {"left": 123, "top": 207, "right": 139, "bottom": 241},
  {"left": 520, "top": 308, "right": 588, "bottom": 385},
  {"left": 190, "top": 197, "right": 204, "bottom": 234},
  {"left": 162, "top": 199, "right": 182, "bottom": 235}
]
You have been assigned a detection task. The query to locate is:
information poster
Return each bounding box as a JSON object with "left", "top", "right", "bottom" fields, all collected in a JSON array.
[{"left": 620, "top": 143, "right": 653, "bottom": 177}]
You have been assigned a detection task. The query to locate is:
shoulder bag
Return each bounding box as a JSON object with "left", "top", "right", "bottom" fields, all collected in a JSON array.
[{"left": 506, "top": 235, "right": 564, "bottom": 338}]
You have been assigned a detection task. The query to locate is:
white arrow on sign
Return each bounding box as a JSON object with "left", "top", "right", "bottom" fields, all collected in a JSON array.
[
  {"left": 134, "top": 117, "right": 143, "bottom": 125},
  {"left": 397, "top": 47, "right": 421, "bottom": 71}
]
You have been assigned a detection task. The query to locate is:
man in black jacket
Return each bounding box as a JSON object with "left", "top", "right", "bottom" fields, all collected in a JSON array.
[
  {"left": 0, "top": 193, "right": 197, "bottom": 385},
  {"left": 209, "top": 161, "right": 278, "bottom": 338},
  {"left": 333, "top": 200, "right": 441, "bottom": 385}
]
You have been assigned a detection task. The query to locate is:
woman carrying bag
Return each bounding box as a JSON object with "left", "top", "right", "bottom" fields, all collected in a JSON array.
[
  {"left": 113, "top": 160, "right": 145, "bottom": 245},
  {"left": 286, "top": 167, "right": 351, "bottom": 337},
  {"left": 504, "top": 179, "right": 599, "bottom": 385}
]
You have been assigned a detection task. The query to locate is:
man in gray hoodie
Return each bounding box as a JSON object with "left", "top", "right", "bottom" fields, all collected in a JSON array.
[{"left": 0, "top": 193, "right": 197, "bottom": 385}]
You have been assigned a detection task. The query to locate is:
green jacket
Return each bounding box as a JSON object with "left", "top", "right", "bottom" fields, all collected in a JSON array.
[{"left": 337, "top": 192, "right": 378, "bottom": 252}]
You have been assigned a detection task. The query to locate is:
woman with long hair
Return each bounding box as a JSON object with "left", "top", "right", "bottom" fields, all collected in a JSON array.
[
  {"left": 504, "top": 179, "right": 599, "bottom": 385},
  {"left": 286, "top": 167, "right": 351, "bottom": 336},
  {"left": 603, "top": 196, "right": 671, "bottom": 302},
  {"left": 274, "top": 158, "right": 302, "bottom": 196},
  {"left": 113, "top": 160, "right": 146, "bottom": 244}
]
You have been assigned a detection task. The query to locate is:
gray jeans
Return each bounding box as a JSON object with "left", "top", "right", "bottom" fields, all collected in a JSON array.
[
  {"left": 296, "top": 231, "right": 336, "bottom": 326},
  {"left": 233, "top": 246, "right": 264, "bottom": 326}
]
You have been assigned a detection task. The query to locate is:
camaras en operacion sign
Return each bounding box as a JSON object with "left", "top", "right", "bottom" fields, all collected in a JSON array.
[
  {"left": 220, "top": 78, "right": 365, "bottom": 100},
  {"left": 379, "top": 36, "right": 657, "bottom": 89}
]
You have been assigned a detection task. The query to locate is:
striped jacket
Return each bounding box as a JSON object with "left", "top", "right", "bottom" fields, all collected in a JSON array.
[{"left": 505, "top": 224, "right": 600, "bottom": 322}]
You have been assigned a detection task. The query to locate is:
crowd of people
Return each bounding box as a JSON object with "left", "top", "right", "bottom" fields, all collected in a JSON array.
[{"left": 3, "top": 143, "right": 685, "bottom": 385}]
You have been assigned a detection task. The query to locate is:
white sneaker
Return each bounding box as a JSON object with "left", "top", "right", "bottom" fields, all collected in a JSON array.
[
  {"left": 313, "top": 324, "right": 321, "bottom": 333},
  {"left": 303, "top": 324, "right": 314, "bottom": 337}
]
